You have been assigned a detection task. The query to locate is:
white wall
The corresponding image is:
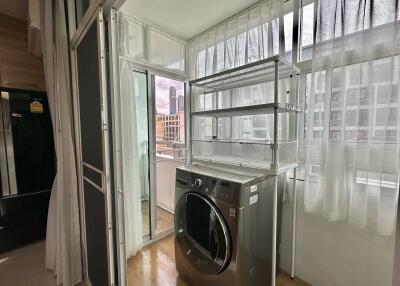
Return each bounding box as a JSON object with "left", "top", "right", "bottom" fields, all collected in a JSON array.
[
  {"left": 280, "top": 180, "right": 395, "bottom": 286},
  {"left": 155, "top": 159, "right": 183, "bottom": 212}
]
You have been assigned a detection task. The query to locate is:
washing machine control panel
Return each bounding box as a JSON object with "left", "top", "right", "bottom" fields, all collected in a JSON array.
[
  {"left": 176, "top": 170, "right": 240, "bottom": 206},
  {"left": 194, "top": 178, "right": 203, "bottom": 188}
]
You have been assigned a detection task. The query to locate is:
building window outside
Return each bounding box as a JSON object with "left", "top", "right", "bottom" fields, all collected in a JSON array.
[{"left": 304, "top": 56, "right": 399, "bottom": 143}]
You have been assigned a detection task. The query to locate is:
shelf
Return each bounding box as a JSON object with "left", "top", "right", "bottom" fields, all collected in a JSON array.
[
  {"left": 191, "top": 140, "right": 297, "bottom": 172},
  {"left": 189, "top": 55, "right": 300, "bottom": 92},
  {"left": 189, "top": 55, "right": 300, "bottom": 172},
  {"left": 192, "top": 138, "right": 297, "bottom": 146},
  {"left": 191, "top": 103, "right": 301, "bottom": 117},
  {"left": 192, "top": 155, "right": 298, "bottom": 174}
]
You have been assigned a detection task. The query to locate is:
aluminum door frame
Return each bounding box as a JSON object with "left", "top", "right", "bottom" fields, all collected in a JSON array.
[
  {"left": 107, "top": 8, "right": 127, "bottom": 286},
  {"left": 0, "top": 91, "right": 10, "bottom": 196},
  {"left": 70, "top": 7, "right": 115, "bottom": 286},
  {"left": 1, "top": 92, "right": 17, "bottom": 196},
  {"left": 147, "top": 71, "right": 183, "bottom": 241}
]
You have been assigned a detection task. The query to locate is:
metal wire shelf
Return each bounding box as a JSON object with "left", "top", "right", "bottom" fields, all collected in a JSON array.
[
  {"left": 188, "top": 55, "right": 301, "bottom": 173},
  {"left": 190, "top": 55, "right": 300, "bottom": 92},
  {"left": 191, "top": 138, "right": 297, "bottom": 146},
  {"left": 191, "top": 103, "right": 301, "bottom": 118}
]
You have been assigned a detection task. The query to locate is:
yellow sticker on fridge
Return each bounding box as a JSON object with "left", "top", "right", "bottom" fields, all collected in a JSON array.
[{"left": 30, "top": 101, "right": 43, "bottom": 113}]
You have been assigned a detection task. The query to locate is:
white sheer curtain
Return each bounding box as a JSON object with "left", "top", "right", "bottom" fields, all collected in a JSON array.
[
  {"left": 41, "top": 0, "right": 82, "bottom": 285},
  {"left": 189, "top": 0, "right": 295, "bottom": 164},
  {"left": 119, "top": 11, "right": 186, "bottom": 74},
  {"left": 304, "top": 0, "right": 400, "bottom": 236},
  {"left": 189, "top": 0, "right": 289, "bottom": 79},
  {"left": 118, "top": 59, "right": 149, "bottom": 258}
]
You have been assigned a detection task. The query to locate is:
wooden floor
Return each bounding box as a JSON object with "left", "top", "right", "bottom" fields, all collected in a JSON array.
[
  {"left": 0, "top": 241, "right": 86, "bottom": 286},
  {"left": 155, "top": 207, "right": 174, "bottom": 233},
  {"left": 127, "top": 235, "right": 311, "bottom": 286},
  {"left": 141, "top": 200, "right": 175, "bottom": 235}
]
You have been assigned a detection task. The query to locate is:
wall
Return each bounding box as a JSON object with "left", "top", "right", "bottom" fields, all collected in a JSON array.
[
  {"left": 0, "top": 0, "right": 28, "bottom": 20},
  {"left": 155, "top": 159, "right": 183, "bottom": 212},
  {"left": 0, "top": 13, "right": 45, "bottom": 91},
  {"left": 280, "top": 179, "right": 395, "bottom": 286}
]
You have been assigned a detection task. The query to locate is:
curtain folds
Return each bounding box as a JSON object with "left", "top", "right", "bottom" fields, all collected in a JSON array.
[
  {"left": 188, "top": 0, "right": 400, "bottom": 237},
  {"left": 118, "top": 59, "right": 148, "bottom": 258},
  {"left": 304, "top": 0, "right": 400, "bottom": 236},
  {"left": 119, "top": 12, "right": 186, "bottom": 74},
  {"left": 41, "top": 0, "right": 83, "bottom": 285},
  {"left": 189, "top": 0, "right": 294, "bottom": 162},
  {"left": 189, "top": 0, "right": 291, "bottom": 79}
]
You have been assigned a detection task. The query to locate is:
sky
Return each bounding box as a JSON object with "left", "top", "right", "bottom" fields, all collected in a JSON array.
[{"left": 155, "top": 76, "right": 184, "bottom": 115}]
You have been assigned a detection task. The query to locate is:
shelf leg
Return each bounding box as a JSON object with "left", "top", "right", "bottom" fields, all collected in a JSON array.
[
  {"left": 271, "top": 175, "right": 278, "bottom": 286},
  {"left": 291, "top": 167, "right": 297, "bottom": 279}
]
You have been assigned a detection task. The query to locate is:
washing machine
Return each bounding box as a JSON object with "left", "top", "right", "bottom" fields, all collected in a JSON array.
[{"left": 174, "top": 164, "right": 284, "bottom": 286}]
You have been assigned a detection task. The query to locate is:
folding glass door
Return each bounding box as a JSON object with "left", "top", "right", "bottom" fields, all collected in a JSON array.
[
  {"left": 71, "top": 8, "right": 115, "bottom": 286},
  {"left": 131, "top": 70, "right": 151, "bottom": 240}
]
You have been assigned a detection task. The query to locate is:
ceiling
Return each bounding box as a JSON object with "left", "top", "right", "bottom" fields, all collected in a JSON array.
[
  {"left": 0, "top": 0, "right": 27, "bottom": 20},
  {"left": 121, "top": 0, "right": 258, "bottom": 40}
]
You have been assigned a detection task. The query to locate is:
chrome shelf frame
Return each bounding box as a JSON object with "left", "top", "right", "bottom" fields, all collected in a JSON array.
[
  {"left": 191, "top": 103, "right": 301, "bottom": 118},
  {"left": 190, "top": 55, "right": 300, "bottom": 91},
  {"left": 191, "top": 138, "right": 298, "bottom": 145},
  {"left": 188, "top": 53, "right": 301, "bottom": 286},
  {"left": 188, "top": 55, "right": 301, "bottom": 172}
]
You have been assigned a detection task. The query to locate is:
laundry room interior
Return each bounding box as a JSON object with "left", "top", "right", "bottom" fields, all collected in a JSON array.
[
  {"left": 0, "top": 0, "right": 399, "bottom": 286},
  {"left": 111, "top": 0, "right": 399, "bottom": 286}
]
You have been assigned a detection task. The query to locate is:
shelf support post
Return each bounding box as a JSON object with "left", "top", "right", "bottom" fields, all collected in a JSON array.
[
  {"left": 272, "top": 60, "right": 279, "bottom": 170},
  {"left": 291, "top": 72, "right": 301, "bottom": 279},
  {"left": 271, "top": 174, "right": 278, "bottom": 286},
  {"left": 187, "top": 84, "right": 192, "bottom": 165}
]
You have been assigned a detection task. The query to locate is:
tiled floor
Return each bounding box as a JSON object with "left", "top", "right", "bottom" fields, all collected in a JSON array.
[
  {"left": 127, "top": 235, "right": 311, "bottom": 286},
  {"left": 0, "top": 241, "right": 86, "bottom": 286}
]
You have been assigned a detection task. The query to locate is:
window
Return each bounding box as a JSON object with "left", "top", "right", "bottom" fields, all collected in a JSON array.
[
  {"left": 304, "top": 56, "right": 400, "bottom": 143},
  {"left": 155, "top": 76, "right": 185, "bottom": 158},
  {"left": 119, "top": 13, "right": 186, "bottom": 74},
  {"left": 300, "top": 2, "right": 314, "bottom": 61},
  {"left": 75, "top": 0, "right": 90, "bottom": 26},
  {"left": 149, "top": 29, "right": 185, "bottom": 72}
]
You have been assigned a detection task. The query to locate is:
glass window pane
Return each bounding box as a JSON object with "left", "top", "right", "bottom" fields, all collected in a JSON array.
[
  {"left": 119, "top": 18, "right": 145, "bottom": 61},
  {"left": 284, "top": 12, "right": 293, "bottom": 53},
  {"left": 300, "top": 3, "right": 314, "bottom": 61},
  {"left": 75, "top": 0, "right": 90, "bottom": 26},
  {"left": 154, "top": 76, "right": 185, "bottom": 234},
  {"left": 149, "top": 29, "right": 185, "bottom": 72}
]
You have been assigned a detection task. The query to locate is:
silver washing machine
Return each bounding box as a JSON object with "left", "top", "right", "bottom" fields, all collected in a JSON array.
[{"left": 174, "top": 164, "right": 284, "bottom": 286}]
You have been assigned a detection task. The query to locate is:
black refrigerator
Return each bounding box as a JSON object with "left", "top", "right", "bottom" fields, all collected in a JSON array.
[{"left": 0, "top": 89, "right": 56, "bottom": 252}]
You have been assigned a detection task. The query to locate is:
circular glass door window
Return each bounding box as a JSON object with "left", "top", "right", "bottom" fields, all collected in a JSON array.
[{"left": 175, "top": 192, "right": 231, "bottom": 275}]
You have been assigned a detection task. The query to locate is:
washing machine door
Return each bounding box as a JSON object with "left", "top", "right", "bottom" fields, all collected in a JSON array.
[{"left": 175, "top": 192, "right": 231, "bottom": 275}]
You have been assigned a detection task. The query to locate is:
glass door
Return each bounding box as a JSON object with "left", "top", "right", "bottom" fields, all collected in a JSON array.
[
  {"left": 71, "top": 8, "right": 115, "bottom": 286},
  {"left": 149, "top": 74, "right": 185, "bottom": 236},
  {"left": 131, "top": 71, "right": 151, "bottom": 240}
]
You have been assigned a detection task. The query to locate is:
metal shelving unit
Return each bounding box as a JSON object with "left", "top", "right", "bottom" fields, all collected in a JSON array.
[
  {"left": 188, "top": 55, "right": 300, "bottom": 173},
  {"left": 191, "top": 102, "right": 301, "bottom": 117},
  {"left": 187, "top": 54, "right": 301, "bottom": 286}
]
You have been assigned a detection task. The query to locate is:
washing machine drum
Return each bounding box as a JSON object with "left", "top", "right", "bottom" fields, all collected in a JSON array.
[{"left": 175, "top": 192, "right": 231, "bottom": 275}]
